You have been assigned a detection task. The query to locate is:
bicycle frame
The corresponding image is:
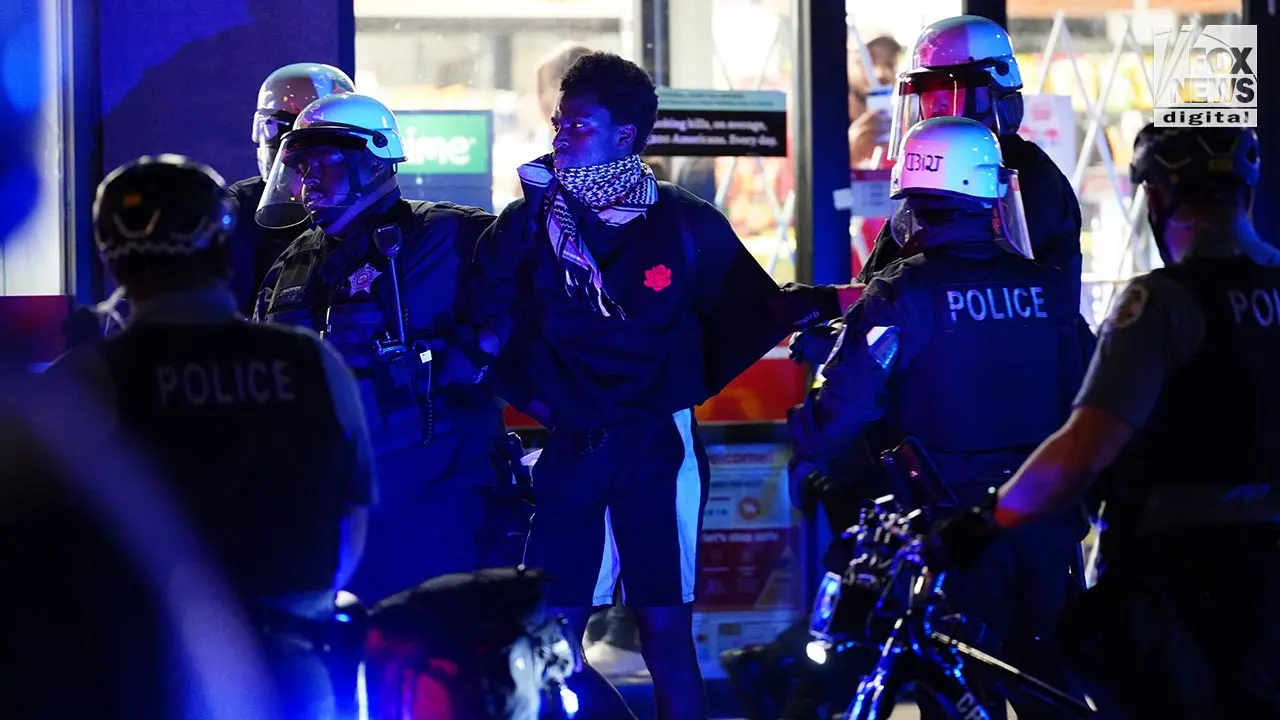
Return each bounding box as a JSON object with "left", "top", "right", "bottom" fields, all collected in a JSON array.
[
  {"left": 807, "top": 496, "right": 1095, "bottom": 720},
  {"left": 842, "top": 570, "right": 1096, "bottom": 719}
]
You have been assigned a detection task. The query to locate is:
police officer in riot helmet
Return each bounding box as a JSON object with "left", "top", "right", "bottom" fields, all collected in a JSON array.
[
  {"left": 865, "top": 16, "right": 1082, "bottom": 286},
  {"left": 226, "top": 62, "right": 356, "bottom": 315},
  {"left": 787, "top": 13, "right": 1093, "bottom": 535},
  {"left": 789, "top": 16, "right": 1088, "bottom": 371},
  {"left": 40, "top": 155, "right": 377, "bottom": 718},
  {"left": 255, "top": 93, "right": 524, "bottom": 607},
  {"left": 932, "top": 125, "right": 1280, "bottom": 718},
  {"left": 789, "top": 117, "right": 1087, "bottom": 719}
]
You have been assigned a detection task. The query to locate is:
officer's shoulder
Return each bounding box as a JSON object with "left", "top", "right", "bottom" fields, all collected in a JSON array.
[
  {"left": 1102, "top": 270, "right": 1196, "bottom": 332},
  {"left": 877, "top": 253, "right": 929, "bottom": 284},
  {"left": 226, "top": 175, "right": 265, "bottom": 199},
  {"left": 280, "top": 225, "right": 324, "bottom": 257},
  {"left": 1000, "top": 134, "right": 1071, "bottom": 184},
  {"left": 406, "top": 199, "right": 495, "bottom": 223},
  {"left": 41, "top": 342, "right": 108, "bottom": 389},
  {"left": 251, "top": 318, "right": 327, "bottom": 346}
]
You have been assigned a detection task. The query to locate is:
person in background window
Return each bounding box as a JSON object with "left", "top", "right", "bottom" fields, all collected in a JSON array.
[
  {"left": 847, "top": 29, "right": 902, "bottom": 169},
  {"left": 461, "top": 52, "right": 861, "bottom": 720}
]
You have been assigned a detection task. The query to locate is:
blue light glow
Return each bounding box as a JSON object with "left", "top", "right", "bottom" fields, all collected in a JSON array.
[{"left": 1, "top": 17, "right": 41, "bottom": 114}]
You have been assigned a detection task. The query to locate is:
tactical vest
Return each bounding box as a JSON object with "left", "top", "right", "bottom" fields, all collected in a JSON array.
[
  {"left": 99, "top": 320, "right": 346, "bottom": 600},
  {"left": 1100, "top": 258, "right": 1280, "bottom": 535},
  {"left": 261, "top": 202, "right": 472, "bottom": 459},
  {"left": 887, "top": 251, "right": 1068, "bottom": 482}
]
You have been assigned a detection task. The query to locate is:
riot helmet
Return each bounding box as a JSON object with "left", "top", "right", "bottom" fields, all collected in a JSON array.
[
  {"left": 94, "top": 154, "right": 237, "bottom": 290},
  {"left": 888, "top": 15, "right": 1024, "bottom": 160},
  {"left": 256, "top": 93, "right": 405, "bottom": 234},
  {"left": 252, "top": 63, "right": 356, "bottom": 179},
  {"left": 1130, "top": 124, "right": 1260, "bottom": 265},
  {"left": 889, "top": 116, "right": 1033, "bottom": 259}
]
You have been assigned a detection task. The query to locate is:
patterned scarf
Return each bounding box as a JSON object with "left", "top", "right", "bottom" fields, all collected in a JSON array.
[{"left": 517, "top": 153, "right": 659, "bottom": 318}]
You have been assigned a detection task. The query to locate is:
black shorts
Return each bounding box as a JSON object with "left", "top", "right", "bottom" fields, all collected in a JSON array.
[{"left": 524, "top": 409, "right": 710, "bottom": 608}]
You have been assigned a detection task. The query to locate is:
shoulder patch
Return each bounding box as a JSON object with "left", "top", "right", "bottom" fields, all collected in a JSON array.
[{"left": 1106, "top": 282, "right": 1151, "bottom": 330}]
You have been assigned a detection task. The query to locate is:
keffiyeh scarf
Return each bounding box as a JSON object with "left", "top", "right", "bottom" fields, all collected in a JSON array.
[{"left": 517, "top": 153, "right": 659, "bottom": 318}]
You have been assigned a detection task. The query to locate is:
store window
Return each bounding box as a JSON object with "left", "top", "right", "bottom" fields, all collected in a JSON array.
[
  {"left": 846, "top": 1, "right": 965, "bottom": 279},
  {"left": 1008, "top": 2, "right": 1243, "bottom": 325},
  {"left": 2, "top": 0, "right": 66, "bottom": 296}
]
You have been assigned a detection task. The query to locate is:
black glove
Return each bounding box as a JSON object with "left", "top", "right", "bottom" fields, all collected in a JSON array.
[
  {"left": 428, "top": 338, "right": 492, "bottom": 387},
  {"left": 787, "top": 455, "right": 827, "bottom": 518},
  {"left": 924, "top": 489, "right": 1004, "bottom": 571},
  {"left": 788, "top": 323, "right": 843, "bottom": 366}
]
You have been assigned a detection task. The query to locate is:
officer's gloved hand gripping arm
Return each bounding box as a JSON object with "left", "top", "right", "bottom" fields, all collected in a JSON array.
[{"left": 786, "top": 277, "right": 912, "bottom": 474}]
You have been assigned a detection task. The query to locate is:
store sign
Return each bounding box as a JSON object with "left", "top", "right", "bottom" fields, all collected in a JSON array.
[
  {"left": 695, "top": 443, "right": 797, "bottom": 611},
  {"left": 646, "top": 88, "right": 788, "bottom": 158},
  {"left": 393, "top": 110, "right": 495, "bottom": 211},
  {"left": 394, "top": 110, "right": 493, "bottom": 175},
  {"left": 1153, "top": 24, "right": 1257, "bottom": 128},
  {"left": 1017, "top": 94, "right": 1078, "bottom": 178}
]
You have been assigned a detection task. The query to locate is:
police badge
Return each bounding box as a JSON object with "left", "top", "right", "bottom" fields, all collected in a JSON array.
[{"left": 349, "top": 263, "right": 383, "bottom": 297}]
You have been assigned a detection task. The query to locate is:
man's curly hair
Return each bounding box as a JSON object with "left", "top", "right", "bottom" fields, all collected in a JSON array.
[{"left": 560, "top": 52, "right": 659, "bottom": 154}]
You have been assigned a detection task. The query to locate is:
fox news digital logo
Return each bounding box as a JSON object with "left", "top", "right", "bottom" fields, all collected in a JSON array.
[{"left": 1153, "top": 24, "right": 1257, "bottom": 128}]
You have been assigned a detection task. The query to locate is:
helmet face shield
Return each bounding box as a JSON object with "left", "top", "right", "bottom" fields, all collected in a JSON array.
[
  {"left": 887, "top": 169, "right": 1031, "bottom": 260},
  {"left": 995, "top": 168, "right": 1033, "bottom": 260},
  {"left": 257, "top": 130, "right": 369, "bottom": 229},
  {"left": 888, "top": 68, "right": 1003, "bottom": 160},
  {"left": 252, "top": 110, "right": 295, "bottom": 146}
]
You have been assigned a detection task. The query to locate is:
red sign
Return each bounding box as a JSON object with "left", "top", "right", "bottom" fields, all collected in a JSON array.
[
  {"left": 504, "top": 345, "right": 808, "bottom": 428},
  {"left": 695, "top": 527, "right": 795, "bottom": 611}
]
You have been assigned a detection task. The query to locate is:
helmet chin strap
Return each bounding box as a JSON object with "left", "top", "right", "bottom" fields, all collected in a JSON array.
[
  {"left": 312, "top": 172, "right": 399, "bottom": 236},
  {"left": 1149, "top": 198, "right": 1181, "bottom": 266}
]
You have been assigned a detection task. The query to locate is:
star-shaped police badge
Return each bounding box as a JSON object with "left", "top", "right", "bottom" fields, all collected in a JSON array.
[{"left": 349, "top": 263, "right": 382, "bottom": 297}]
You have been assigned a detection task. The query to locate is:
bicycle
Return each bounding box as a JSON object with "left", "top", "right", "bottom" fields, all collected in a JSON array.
[{"left": 804, "top": 443, "right": 1097, "bottom": 719}]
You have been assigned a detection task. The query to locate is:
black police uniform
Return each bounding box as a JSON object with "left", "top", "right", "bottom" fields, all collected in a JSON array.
[
  {"left": 1064, "top": 252, "right": 1280, "bottom": 717},
  {"left": 793, "top": 225, "right": 1086, "bottom": 719},
  {"left": 836, "top": 133, "right": 1092, "bottom": 510},
  {"left": 258, "top": 193, "right": 525, "bottom": 606},
  {"left": 227, "top": 176, "right": 310, "bottom": 315},
  {"left": 42, "top": 290, "right": 371, "bottom": 719}
]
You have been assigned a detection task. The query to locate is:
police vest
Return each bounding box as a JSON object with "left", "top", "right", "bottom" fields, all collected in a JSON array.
[
  {"left": 99, "top": 320, "right": 347, "bottom": 600},
  {"left": 887, "top": 250, "right": 1069, "bottom": 473},
  {"left": 262, "top": 200, "right": 506, "bottom": 475},
  {"left": 1104, "top": 258, "right": 1280, "bottom": 509}
]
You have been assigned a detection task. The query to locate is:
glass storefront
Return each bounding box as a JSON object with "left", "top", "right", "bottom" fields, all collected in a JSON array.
[
  {"left": 2, "top": 0, "right": 66, "bottom": 297},
  {"left": 1007, "top": 2, "right": 1243, "bottom": 326}
]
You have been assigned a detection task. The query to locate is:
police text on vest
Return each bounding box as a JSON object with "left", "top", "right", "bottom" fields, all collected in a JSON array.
[
  {"left": 946, "top": 286, "right": 1048, "bottom": 323},
  {"left": 156, "top": 360, "right": 296, "bottom": 407},
  {"left": 1228, "top": 288, "right": 1280, "bottom": 327}
]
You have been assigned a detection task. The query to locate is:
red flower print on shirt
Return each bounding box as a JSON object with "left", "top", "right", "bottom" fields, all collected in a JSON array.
[{"left": 644, "top": 264, "right": 673, "bottom": 292}]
